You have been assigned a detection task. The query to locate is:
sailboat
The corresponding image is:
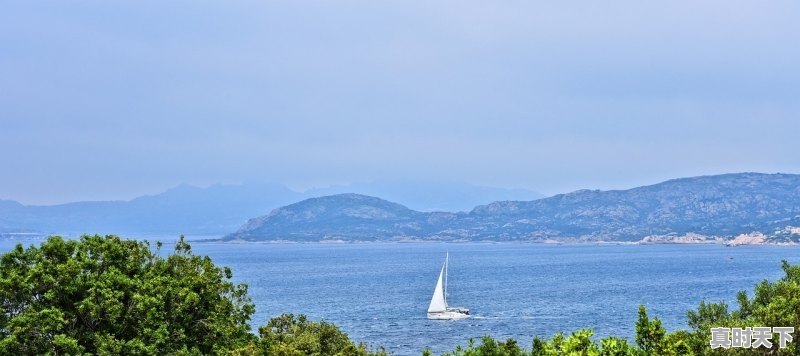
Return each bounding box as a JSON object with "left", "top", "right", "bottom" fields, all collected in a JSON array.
[{"left": 427, "top": 252, "right": 470, "bottom": 320}]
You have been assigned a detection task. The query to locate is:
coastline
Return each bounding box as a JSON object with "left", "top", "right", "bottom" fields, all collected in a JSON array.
[
  {"left": 3, "top": 232, "right": 798, "bottom": 247},
  {"left": 202, "top": 237, "right": 799, "bottom": 246}
]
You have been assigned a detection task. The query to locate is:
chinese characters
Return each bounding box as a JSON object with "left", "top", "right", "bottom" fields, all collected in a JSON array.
[{"left": 710, "top": 327, "right": 794, "bottom": 349}]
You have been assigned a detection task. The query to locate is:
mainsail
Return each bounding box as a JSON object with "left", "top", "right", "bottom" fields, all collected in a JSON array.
[{"left": 427, "top": 264, "right": 447, "bottom": 313}]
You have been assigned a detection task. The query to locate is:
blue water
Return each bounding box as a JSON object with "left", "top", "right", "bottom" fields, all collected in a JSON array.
[{"left": 2, "top": 239, "right": 799, "bottom": 355}]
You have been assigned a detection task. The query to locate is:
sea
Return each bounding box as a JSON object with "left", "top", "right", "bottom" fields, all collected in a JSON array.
[{"left": 2, "top": 238, "right": 799, "bottom": 355}]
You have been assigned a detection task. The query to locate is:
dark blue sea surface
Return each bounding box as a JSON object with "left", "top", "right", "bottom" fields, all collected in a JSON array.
[{"left": 2, "top": 239, "right": 799, "bottom": 355}]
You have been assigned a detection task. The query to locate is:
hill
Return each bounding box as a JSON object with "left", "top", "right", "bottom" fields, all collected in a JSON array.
[
  {"left": 0, "top": 183, "right": 302, "bottom": 236},
  {"left": 224, "top": 173, "right": 800, "bottom": 243},
  {"left": 229, "top": 193, "right": 460, "bottom": 241}
]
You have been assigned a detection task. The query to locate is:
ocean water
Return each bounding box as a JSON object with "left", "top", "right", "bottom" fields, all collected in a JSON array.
[
  {"left": 189, "top": 242, "right": 798, "bottom": 355},
  {"left": 2, "top": 239, "right": 799, "bottom": 355}
]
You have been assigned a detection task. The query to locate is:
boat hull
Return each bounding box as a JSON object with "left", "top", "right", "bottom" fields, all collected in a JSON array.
[{"left": 427, "top": 311, "right": 470, "bottom": 320}]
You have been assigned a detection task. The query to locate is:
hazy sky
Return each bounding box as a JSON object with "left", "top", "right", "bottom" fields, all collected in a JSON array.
[{"left": 2, "top": 1, "right": 799, "bottom": 204}]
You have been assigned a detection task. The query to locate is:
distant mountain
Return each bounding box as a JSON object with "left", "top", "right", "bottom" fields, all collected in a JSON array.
[
  {"left": 225, "top": 173, "right": 800, "bottom": 243},
  {"left": 0, "top": 183, "right": 303, "bottom": 236}
]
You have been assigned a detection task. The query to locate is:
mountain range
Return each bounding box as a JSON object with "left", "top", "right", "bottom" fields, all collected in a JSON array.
[
  {"left": 0, "top": 183, "right": 301, "bottom": 236},
  {"left": 225, "top": 173, "right": 800, "bottom": 244},
  {"left": 0, "top": 181, "right": 542, "bottom": 236}
]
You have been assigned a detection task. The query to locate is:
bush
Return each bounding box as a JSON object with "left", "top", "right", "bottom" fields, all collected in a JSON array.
[{"left": 253, "top": 313, "right": 386, "bottom": 356}]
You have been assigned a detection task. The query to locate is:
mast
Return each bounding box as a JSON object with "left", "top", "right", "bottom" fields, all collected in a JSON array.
[{"left": 444, "top": 251, "right": 448, "bottom": 307}]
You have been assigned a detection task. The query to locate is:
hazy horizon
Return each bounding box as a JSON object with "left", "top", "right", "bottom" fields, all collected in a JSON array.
[
  {"left": 0, "top": 179, "right": 546, "bottom": 207},
  {"left": 3, "top": 1, "right": 799, "bottom": 205},
  {"left": 3, "top": 172, "right": 796, "bottom": 207}
]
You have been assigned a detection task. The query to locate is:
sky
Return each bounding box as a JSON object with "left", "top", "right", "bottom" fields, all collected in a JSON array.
[{"left": 2, "top": 0, "right": 799, "bottom": 205}]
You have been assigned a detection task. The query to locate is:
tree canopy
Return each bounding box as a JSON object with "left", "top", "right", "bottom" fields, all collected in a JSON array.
[{"left": 0, "top": 235, "right": 255, "bottom": 355}]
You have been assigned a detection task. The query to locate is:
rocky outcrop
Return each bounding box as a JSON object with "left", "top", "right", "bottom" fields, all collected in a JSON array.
[{"left": 728, "top": 232, "right": 768, "bottom": 246}]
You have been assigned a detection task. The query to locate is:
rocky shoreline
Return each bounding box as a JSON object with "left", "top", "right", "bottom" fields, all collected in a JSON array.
[{"left": 214, "top": 229, "right": 800, "bottom": 246}]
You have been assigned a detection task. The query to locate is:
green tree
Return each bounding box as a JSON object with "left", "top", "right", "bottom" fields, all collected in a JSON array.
[
  {"left": 598, "top": 337, "right": 636, "bottom": 356},
  {"left": 254, "top": 313, "right": 385, "bottom": 356},
  {"left": 682, "top": 301, "right": 731, "bottom": 355},
  {"left": 530, "top": 329, "right": 638, "bottom": 356},
  {"left": 745, "top": 260, "right": 800, "bottom": 355},
  {"left": 635, "top": 305, "right": 666, "bottom": 354},
  {"left": 662, "top": 331, "right": 695, "bottom": 356},
  {"left": 441, "top": 336, "right": 526, "bottom": 356},
  {"left": 0, "top": 235, "right": 255, "bottom": 355},
  {"left": 680, "top": 260, "right": 800, "bottom": 355}
]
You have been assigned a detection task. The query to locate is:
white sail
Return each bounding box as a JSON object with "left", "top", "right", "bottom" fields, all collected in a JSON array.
[{"left": 427, "top": 264, "right": 447, "bottom": 313}]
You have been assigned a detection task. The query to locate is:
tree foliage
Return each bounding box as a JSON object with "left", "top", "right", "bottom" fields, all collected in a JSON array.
[
  {"left": 0, "top": 234, "right": 256, "bottom": 355},
  {"left": 252, "top": 313, "right": 385, "bottom": 356},
  {"left": 432, "top": 336, "right": 527, "bottom": 356},
  {"left": 670, "top": 260, "right": 800, "bottom": 355},
  {"left": 635, "top": 305, "right": 666, "bottom": 354}
]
